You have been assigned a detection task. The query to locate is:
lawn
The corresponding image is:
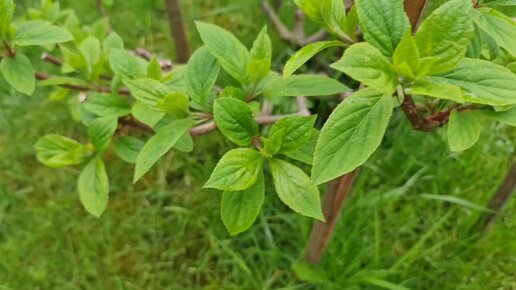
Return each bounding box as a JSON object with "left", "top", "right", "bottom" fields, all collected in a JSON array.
[{"left": 0, "top": 1, "right": 515, "bottom": 289}]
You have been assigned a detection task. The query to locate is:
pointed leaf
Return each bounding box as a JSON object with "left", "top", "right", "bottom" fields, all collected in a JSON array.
[
  {"left": 269, "top": 159, "right": 324, "bottom": 220},
  {"left": 0, "top": 54, "right": 35, "bottom": 95},
  {"left": 331, "top": 43, "right": 398, "bottom": 94},
  {"left": 134, "top": 119, "right": 194, "bottom": 182},
  {"left": 88, "top": 116, "right": 118, "bottom": 152},
  {"left": 447, "top": 110, "right": 481, "bottom": 152},
  {"left": 78, "top": 157, "right": 109, "bottom": 217},
  {"left": 262, "top": 74, "right": 348, "bottom": 98},
  {"left": 312, "top": 89, "right": 393, "bottom": 184},
  {"left": 213, "top": 98, "right": 258, "bottom": 146},
  {"left": 13, "top": 21, "right": 73, "bottom": 46},
  {"left": 205, "top": 148, "right": 263, "bottom": 191},
  {"left": 221, "top": 172, "right": 265, "bottom": 235},
  {"left": 284, "top": 40, "right": 345, "bottom": 77}
]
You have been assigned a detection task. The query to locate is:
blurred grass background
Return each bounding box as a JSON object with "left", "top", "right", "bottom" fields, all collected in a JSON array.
[{"left": 0, "top": 0, "right": 515, "bottom": 289}]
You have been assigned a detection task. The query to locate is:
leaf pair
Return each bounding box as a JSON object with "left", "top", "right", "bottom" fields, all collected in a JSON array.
[{"left": 205, "top": 148, "right": 324, "bottom": 235}]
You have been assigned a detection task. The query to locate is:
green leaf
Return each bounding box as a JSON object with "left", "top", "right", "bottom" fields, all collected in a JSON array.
[
  {"left": 269, "top": 158, "right": 324, "bottom": 220},
  {"left": 284, "top": 40, "right": 345, "bottom": 77},
  {"left": 447, "top": 110, "right": 481, "bottom": 152},
  {"left": 147, "top": 56, "right": 163, "bottom": 80},
  {"left": 414, "top": 0, "right": 474, "bottom": 74},
  {"left": 393, "top": 30, "right": 419, "bottom": 79},
  {"left": 262, "top": 74, "right": 348, "bottom": 98},
  {"left": 34, "top": 134, "right": 91, "bottom": 168},
  {"left": 134, "top": 119, "right": 194, "bottom": 182},
  {"left": 131, "top": 102, "right": 165, "bottom": 128},
  {"left": 292, "top": 262, "right": 329, "bottom": 284},
  {"left": 479, "top": 107, "right": 516, "bottom": 126},
  {"left": 0, "top": 0, "right": 15, "bottom": 38},
  {"left": 247, "top": 26, "right": 272, "bottom": 84},
  {"left": 294, "top": 0, "right": 351, "bottom": 39},
  {"left": 355, "top": 0, "right": 409, "bottom": 56},
  {"left": 78, "top": 156, "right": 109, "bottom": 217},
  {"left": 434, "top": 58, "right": 516, "bottom": 106},
  {"left": 79, "top": 36, "right": 101, "bottom": 75},
  {"left": 221, "top": 171, "right": 265, "bottom": 235},
  {"left": 124, "top": 78, "right": 169, "bottom": 107},
  {"left": 195, "top": 21, "right": 249, "bottom": 83},
  {"left": 330, "top": 43, "right": 398, "bottom": 94},
  {"left": 155, "top": 92, "right": 190, "bottom": 117},
  {"left": 485, "top": 0, "right": 516, "bottom": 6},
  {"left": 114, "top": 136, "right": 144, "bottom": 163},
  {"left": 283, "top": 130, "right": 318, "bottom": 165},
  {"left": 312, "top": 89, "right": 393, "bottom": 184},
  {"left": 474, "top": 8, "right": 516, "bottom": 56},
  {"left": 263, "top": 129, "right": 284, "bottom": 156},
  {"left": 270, "top": 115, "right": 317, "bottom": 153},
  {"left": 83, "top": 93, "right": 131, "bottom": 117},
  {"left": 12, "top": 21, "right": 73, "bottom": 46},
  {"left": 213, "top": 98, "right": 258, "bottom": 146},
  {"left": 186, "top": 46, "right": 220, "bottom": 109},
  {"left": 0, "top": 54, "right": 35, "bottom": 95},
  {"left": 173, "top": 132, "right": 194, "bottom": 153},
  {"left": 405, "top": 77, "right": 464, "bottom": 102},
  {"left": 103, "top": 31, "right": 124, "bottom": 50},
  {"left": 205, "top": 148, "right": 263, "bottom": 191},
  {"left": 88, "top": 116, "right": 118, "bottom": 152},
  {"left": 109, "top": 49, "right": 147, "bottom": 80}
]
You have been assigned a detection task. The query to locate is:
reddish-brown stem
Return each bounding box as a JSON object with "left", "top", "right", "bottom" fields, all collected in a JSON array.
[
  {"left": 404, "top": 0, "right": 429, "bottom": 30},
  {"left": 304, "top": 171, "right": 357, "bottom": 264},
  {"left": 471, "top": 162, "right": 516, "bottom": 234},
  {"left": 3, "top": 40, "right": 15, "bottom": 57},
  {"left": 164, "top": 0, "right": 190, "bottom": 63}
]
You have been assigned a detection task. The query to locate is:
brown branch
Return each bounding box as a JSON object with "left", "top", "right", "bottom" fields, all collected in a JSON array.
[
  {"left": 120, "top": 114, "right": 296, "bottom": 137},
  {"left": 41, "top": 53, "right": 62, "bottom": 66},
  {"left": 404, "top": 0, "right": 429, "bottom": 30},
  {"left": 471, "top": 162, "right": 516, "bottom": 234},
  {"left": 304, "top": 171, "right": 357, "bottom": 264},
  {"left": 164, "top": 0, "right": 190, "bottom": 63}
]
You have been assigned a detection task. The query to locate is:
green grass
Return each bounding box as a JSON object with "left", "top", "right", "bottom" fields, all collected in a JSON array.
[{"left": 1, "top": 1, "right": 515, "bottom": 289}]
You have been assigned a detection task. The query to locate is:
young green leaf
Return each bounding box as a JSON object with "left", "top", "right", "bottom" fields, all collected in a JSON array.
[
  {"left": 79, "top": 36, "right": 101, "bottom": 75},
  {"left": 269, "top": 158, "right": 324, "bottom": 220},
  {"left": 83, "top": 93, "right": 131, "bottom": 117},
  {"left": 186, "top": 46, "right": 220, "bottom": 109},
  {"left": 283, "top": 130, "right": 319, "bottom": 165},
  {"left": 114, "top": 136, "right": 144, "bottom": 163},
  {"left": 147, "top": 56, "right": 163, "bottom": 80},
  {"left": 247, "top": 26, "right": 272, "bottom": 84},
  {"left": 283, "top": 40, "right": 345, "bottom": 77},
  {"left": 474, "top": 8, "right": 516, "bottom": 56},
  {"left": 221, "top": 172, "right": 265, "bottom": 235},
  {"left": 434, "top": 59, "right": 516, "bottom": 106},
  {"left": 262, "top": 74, "right": 348, "bottom": 98},
  {"left": 263, "top": 129, "right": 285, "bottom": 156},
  {"left": 12, "top": 21, "right": 73, "bottom": 46},
  {"left": 355, "top": 0, "right": 410, "bottom": 56},
  {"left": 131, "top": 102, "right": 165, "bottom": 128},
  {"left": 213, "top": 98, "right": 258, "bottom": 146},
  {"left": 155, "top": 92, "right": 190, "bottom": 118},
  {"left": 330, "top": 43, "right": 398, "bottom": 94},
  {"left": 134, "top": 119, "right": 194, "bottom": 182},
  {"left": 414, "top": 0, "right": 474, "bottom": 74},
  {"left": 78, "top": 156, "right": 109, "bottom": 217},
  {"left": 88, "top": 116, "right": 118, "bottom": 152},
  {"left": 195, "top": 21, "right": 249, "bottom": 83},
  {"left": 447, "top": 110, "right": 481, "bottom": 152},
  {"left": 109, "top": 49, "right": 147, "bottom": 80},
  {"left": 0, "top": 54, "right": 35, "bottom": 95},
  {"left": 205, "top": 148, "right": 263, "bottom": 191},
  {"left": 405, "top": 77, "right": 464, "bottom": 103},
  {"left": 393, "top": 30, "right": 420, "bottom": 80},
  {"left": 103, "top": 31, "right": 124, "bottom": 50},
  {"left": 34, "top": 134, "right": 91, "bottom": 168},
  {"left": 124, "top": 78, "right": 169, "bottom": 107},
  {"left": 312, "top": 89, "right": 393, "bottom": 184},
  {"left": 0, "top": 0, "right": 15, "bottom": 38},
  {"left": 173, "top": 132, "right": 194, "bottom": 153},
  {"left": 270, "top": 115, "right": 317, "bottom": 153}
]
